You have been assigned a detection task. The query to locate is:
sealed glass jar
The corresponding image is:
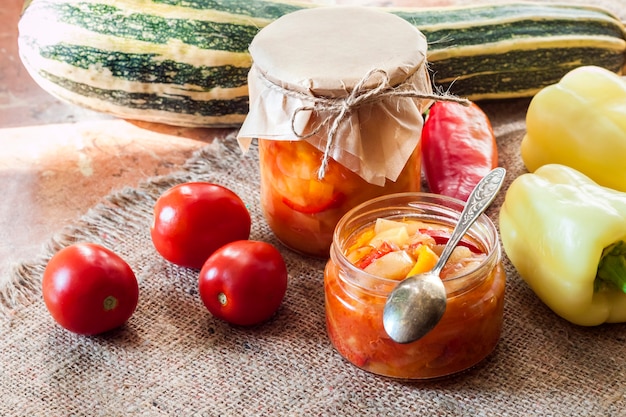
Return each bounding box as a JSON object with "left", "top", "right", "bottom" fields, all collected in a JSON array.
[
  {"left": 238, "top": 6, "right": 434, "bottom": 257},
  {"left": 324, "top": 193, "right": 506, "bottom": 379}
]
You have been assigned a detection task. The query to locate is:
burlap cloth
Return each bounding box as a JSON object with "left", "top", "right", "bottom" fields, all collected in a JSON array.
[{"left": 0, "top": 96, "right": 624, "bottom": 416}]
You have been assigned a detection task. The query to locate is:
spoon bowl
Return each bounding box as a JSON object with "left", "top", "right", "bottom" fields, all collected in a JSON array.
[{"left": 382, "top": 167, "right": 506, "bottom": 344}]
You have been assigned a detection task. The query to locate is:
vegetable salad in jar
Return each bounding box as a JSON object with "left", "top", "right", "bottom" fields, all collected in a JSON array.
[
  {"left": 259, "top": 139, "right": 421, "bottom": 257},
  {"left": 324, "top": 193, "right": 506, "bottom": 379}
]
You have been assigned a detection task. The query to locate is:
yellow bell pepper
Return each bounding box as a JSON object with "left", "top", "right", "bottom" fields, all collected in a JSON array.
[
  {"left": 521, "top": 65, "right": 626, "bottom": 192},
  {"left": 406, "top": 244, "right": 438, "bottom": 278},
  {"left": 499, "top": 164, "right": 626, "bottom": 326}
]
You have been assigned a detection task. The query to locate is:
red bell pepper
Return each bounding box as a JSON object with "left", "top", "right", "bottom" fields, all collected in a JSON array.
[
  {"left": 421, "top": 101, "right": 499, "bottom": 201},
  {"left": 418, "top": 228, "right": 483, "bottom": 254}
]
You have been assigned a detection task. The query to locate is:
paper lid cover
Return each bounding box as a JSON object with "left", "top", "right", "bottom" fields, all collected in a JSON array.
[
  {"left": 238, "top": 6, "right": 434, "bottom": 186},
  {"left": 248, "top": 6, "right": 428, "bottom": 97}
]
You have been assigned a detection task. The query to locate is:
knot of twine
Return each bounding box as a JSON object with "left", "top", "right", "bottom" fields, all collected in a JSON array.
[{"left": 262, "top": 68, "right": 469, "bottom": 180}]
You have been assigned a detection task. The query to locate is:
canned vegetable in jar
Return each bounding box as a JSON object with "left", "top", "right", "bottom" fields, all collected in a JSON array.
[
  {"left": 257, "top": 139, "right": 422, "bottom": 258},
  {"left": 324, "top": 193, "right": 506, "bottom": 379},
  {"left": 238, "top": 6, "right": 436, "bottom": 257}
]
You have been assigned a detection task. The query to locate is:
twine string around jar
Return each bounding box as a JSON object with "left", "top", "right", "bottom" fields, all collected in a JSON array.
[{"left": 259, "top": 67, "right": 470, "bottom": 180}]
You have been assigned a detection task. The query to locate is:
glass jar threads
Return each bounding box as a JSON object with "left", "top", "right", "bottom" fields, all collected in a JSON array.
[{"left": 324, "top": 193, "right": 506, "bottom": 379}]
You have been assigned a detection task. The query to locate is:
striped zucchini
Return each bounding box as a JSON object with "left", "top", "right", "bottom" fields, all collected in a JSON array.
[{"left": 18, "top": 0, "right": 626, "bottom": 127}]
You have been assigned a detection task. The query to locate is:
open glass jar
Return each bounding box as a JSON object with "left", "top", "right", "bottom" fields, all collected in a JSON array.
[{"left": 324, "top": 193, "right": 506, "bottom": 379}]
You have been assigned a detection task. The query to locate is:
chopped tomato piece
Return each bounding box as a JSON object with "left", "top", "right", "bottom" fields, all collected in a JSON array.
[{"left": 354, "top": 241, "right": 394, "bottom": 269}]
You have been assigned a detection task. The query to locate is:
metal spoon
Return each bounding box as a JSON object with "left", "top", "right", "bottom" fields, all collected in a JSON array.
[{"left": 382, "top": 167, "right": 506, "bottom": 344}]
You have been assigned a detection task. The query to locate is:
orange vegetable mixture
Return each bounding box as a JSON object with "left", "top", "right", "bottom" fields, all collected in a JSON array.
[
  {"left": 258, "top": 140, "right": 421, "bottom": 257},
  {"left": 324, "top": 217, "right": 505, "bottom": 379}
]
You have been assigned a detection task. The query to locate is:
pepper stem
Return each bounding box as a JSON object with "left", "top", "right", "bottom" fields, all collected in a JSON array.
[{"left": 596, "top": 241, "right": 626, "bottom": 293}]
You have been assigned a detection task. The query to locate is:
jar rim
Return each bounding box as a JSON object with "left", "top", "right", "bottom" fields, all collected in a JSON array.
[{"left": 330, "top": 191, "right": 501, "bottom": 296}]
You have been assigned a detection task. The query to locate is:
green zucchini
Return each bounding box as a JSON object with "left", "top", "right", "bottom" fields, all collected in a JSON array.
[{"left": 18, "top": 0, "right": 626, "bottom": 127}]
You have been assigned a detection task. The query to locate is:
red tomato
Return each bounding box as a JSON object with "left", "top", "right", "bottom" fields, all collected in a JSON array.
[
  {"left": 151, "top": 182, "right": 251, "bottom": 269},
  {"left": 42, "top": 243, "right": 139, "bottom": 335},
  {"left": 198, "top": 240, "right": 288, "bottom": 326}
]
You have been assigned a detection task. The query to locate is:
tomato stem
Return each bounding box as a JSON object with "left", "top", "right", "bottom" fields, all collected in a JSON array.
[
  {"left": 218, "top": 292, "right": 228, "bottom": 306},
  {"left": 103, "top": 295, "right": 118, "bottom": 311}
]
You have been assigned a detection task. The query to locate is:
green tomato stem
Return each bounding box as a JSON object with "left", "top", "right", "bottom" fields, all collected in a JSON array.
[{"left": 103, "top": 295, "right": 118, "bottom": 311}]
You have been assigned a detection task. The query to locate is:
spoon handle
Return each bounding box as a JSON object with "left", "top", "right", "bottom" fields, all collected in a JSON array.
[{"left": 431, "top": 167, "right": 506, "bottom": 276}]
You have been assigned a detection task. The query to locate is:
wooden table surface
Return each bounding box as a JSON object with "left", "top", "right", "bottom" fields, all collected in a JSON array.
[{"left": 0, "top": 0, "right": 232, "bottom": 280}]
